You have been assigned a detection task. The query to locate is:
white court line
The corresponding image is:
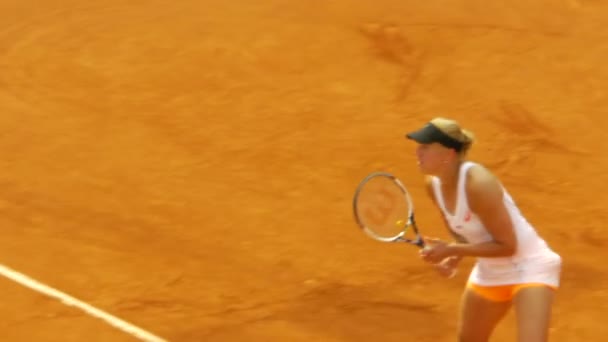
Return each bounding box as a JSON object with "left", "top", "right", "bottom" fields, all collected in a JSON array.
[{"left": 0, "top": 263, "right": 168, "bottom": 342}]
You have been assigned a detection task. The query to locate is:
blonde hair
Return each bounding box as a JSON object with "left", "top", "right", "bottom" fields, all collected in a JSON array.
[{"left": 430, "top": 117, "right": 475, "bottom": 155}]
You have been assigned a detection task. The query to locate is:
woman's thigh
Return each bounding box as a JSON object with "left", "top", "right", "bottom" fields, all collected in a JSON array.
[
  {"left": 458, "top": 285, "right": 512, "bottom": 342},
  {"left": 513, "top": 285, "right": 556, "bottom": 342}
]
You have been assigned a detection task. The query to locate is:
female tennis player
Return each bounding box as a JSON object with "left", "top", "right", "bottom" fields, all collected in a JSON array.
[{"left": 405, "top": 117, "right": 562, "bottom": 342}]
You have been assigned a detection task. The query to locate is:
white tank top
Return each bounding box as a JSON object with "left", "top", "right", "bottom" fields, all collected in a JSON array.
[{"left": 432, "top": 161, "right": 561, "bottom": 285}]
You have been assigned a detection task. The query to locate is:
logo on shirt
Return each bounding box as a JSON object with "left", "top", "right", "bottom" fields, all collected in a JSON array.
[
  {"left": 464, "top": 211, "right": 472, "bottom": 222},
  {"left": 453, "top": 211, "right": 472, "bottom": 230}
]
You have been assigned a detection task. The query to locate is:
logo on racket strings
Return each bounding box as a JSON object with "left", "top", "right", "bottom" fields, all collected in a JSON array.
[{"left": 363, "top": 188, "right": 397, "bottom": 226}]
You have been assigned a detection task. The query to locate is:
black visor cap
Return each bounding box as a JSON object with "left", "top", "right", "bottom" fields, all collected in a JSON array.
[{"left": 405, "top": 123, "right": 464, "bottom": 151}]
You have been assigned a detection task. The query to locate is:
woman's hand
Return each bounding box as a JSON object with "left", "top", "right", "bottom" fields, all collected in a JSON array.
[
  {"left": 419, "top": 237, "right": 456, "bottom": 264},
  {"left": 433, "top": 256, "right": 460, "bottom": 278}
]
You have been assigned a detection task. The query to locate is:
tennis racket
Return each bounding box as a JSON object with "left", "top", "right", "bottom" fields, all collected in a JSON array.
[{"left": 352, "top": 171, "right": 425, "bottom": 248}]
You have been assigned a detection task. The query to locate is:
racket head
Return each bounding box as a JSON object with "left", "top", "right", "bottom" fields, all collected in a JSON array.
[{"left": 352, "top": 172, "right": 415, "bottom": 243}]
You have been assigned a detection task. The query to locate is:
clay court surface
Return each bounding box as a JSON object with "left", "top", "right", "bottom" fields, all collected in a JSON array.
[{"left": 0, "top": 0, "right": 607, "bottom": 341}]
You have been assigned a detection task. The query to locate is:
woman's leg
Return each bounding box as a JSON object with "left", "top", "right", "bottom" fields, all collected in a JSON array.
[
  {"left": 458, "top": 285, "right": 512, "bottom": 342},
  {"left": 513, "top": 285, "right": 556, "bottom": 342}
]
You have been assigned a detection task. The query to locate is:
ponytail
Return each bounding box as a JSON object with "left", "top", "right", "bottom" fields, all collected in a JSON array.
[{"left": 459, "top": 128, "right": 475, "bottom": 155}]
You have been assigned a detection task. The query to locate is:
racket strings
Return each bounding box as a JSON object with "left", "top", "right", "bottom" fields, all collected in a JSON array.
[{"left": 355, "top": 175, "right": 411, "bottom": 239}]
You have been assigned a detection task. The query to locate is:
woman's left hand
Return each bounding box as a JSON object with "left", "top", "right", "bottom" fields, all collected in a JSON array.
[{"left": 419, "top": 237, "right": 456, "bottom": 264}]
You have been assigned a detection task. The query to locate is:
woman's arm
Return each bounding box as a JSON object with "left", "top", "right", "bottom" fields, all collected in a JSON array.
[{"left": 447, "top": 165, "right": 517, "bottom": 258}]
